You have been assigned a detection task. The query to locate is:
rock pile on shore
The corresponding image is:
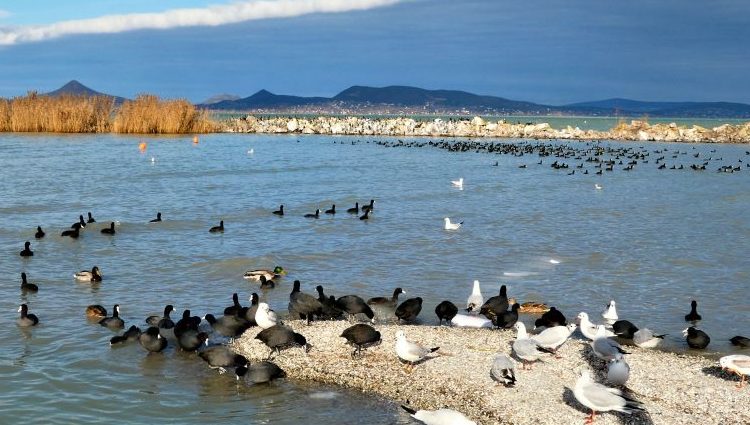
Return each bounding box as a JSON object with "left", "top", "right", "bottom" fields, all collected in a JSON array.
[
  {"left": 222, "top": 116, "right": 750, "bottom": 143},
  {"left": 232, "top": 321, "right": 750, "bottom": 425}
]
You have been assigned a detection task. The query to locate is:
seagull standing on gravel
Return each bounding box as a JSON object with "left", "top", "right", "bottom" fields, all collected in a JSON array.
[
  {"left": 400, "top": 405, "right": 476, "bottom": 425},
  {"left": 592, "top": 325, "right": 630, "bottom": 361},
  {"left": 444, "top": 217, "right": 463, "bottom": 230},
  {"left": 577, "top": 312, "right": 615, "bottom": 341},
  {"left": 255, "top": 303, "right": 279, "bottom": 329},
  {"left": 601, "top": 300, "right": 618, "bottom": 325},
  {"left": 451, "top": 177, "right": 464, "bottom": 189},
  {"left": 719, "top": 355, "right": 750, "bottom": 388},
  {"left": 531, "top": 323, "right": 577, "bottom": 357},
  {"left": 395, "top": 330, "right": 439, "bottom": 372},
  {"left": 490, "top": 354, "right": 517, "bottom": 387},
  {"left": 572, "top": 370, "right": 644, "bottom": 423},
  {"left": 607, "top": 353, "right": 630, "bottom": 386},
  {"left": 512, "top": 322, "right": 548, "bottom": 369},
  {"left": 466, "top": 280, "right": 483, "bottom": 313}
]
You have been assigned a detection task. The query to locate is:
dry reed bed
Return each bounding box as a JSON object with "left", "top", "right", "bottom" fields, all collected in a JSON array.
[
  {"left": 0, "top": 92, "right": 217, "bottom": 134},
  {"left": 232, "top": 321, "right": 750, "bottom": 425}
]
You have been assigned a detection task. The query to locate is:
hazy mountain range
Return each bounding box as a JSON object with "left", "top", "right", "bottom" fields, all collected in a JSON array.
[{"left": 40, "top": 80, "right": 750, "bottom": 118}]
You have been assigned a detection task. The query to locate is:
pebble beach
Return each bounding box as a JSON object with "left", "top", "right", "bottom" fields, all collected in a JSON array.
[{"left": 232, "top": 321, "right": 750, "bottom": 425}]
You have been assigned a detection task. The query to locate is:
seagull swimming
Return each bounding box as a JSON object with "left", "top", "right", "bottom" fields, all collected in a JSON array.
[
  {"left": 466, "top": 280, "right": 483, "bottom": 313},
  {"left": 633, "top": 328, "right": 667, "bottom": 349},
  {"left": 595, "top": 183, "right": 603, "bottom": 190},
  {"left": 451, "top": 177, "right": 464, "bottom": 189},
  {"left": 444, "top": 217, "right": 463, "bottom": 230},
  {"left": 601, "top": 300, "right": 618, "bottom": 324},
  {"left": 572, "top": 370, "right": 644, "bottom": 423}
]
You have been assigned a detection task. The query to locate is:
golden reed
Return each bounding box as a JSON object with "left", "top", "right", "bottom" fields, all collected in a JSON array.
[{"left": 0, "top": 92, "right": 217, "bottom": 134}]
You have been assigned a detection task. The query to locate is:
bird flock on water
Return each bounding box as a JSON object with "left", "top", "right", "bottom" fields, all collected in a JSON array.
[{"left": 11, "top": 141, "right": 750, "bottom": 425}]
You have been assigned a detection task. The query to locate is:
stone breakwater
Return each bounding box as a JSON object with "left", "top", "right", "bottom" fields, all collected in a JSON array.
[
  {"left": 221, "top": 116, "right": 750, "bottom": 143},
  {"left": 232, "top": 321, "right": 750, "bottom": 425}
]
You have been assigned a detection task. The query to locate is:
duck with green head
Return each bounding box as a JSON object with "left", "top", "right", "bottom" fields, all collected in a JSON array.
[{"left": 243, "top": 266, "right": 286, "bottom": 282}]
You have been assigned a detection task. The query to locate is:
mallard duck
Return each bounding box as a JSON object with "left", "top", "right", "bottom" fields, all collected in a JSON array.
[
  {"left": 508, "top": 298, "right": 550, "bottom": 314},
  {"left": 86, "top": 305, "right": 107, "bottom": 318},
  {"left": 243, "top": 266, "right": 286, "bottom": 282},
  {"left": 74, "top": 266, "right": 102, "bottom": 282}
]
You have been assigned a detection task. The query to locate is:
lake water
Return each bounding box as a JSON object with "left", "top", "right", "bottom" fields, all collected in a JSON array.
[{"left": 1, "top": 133, "right": 748, "bottom": 423}]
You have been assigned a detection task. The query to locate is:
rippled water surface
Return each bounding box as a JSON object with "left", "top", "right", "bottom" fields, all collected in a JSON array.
[{"left": 1, "top": 133, "right": 749, "bottom": 423}]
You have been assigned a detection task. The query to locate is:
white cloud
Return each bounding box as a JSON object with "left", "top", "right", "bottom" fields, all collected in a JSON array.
[{"left": 0, "top": 0, "right": 400, "bottom": 45}]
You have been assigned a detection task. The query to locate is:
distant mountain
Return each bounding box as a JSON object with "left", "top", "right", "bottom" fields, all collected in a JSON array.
[
  {"left": 565, "top": 98, "right": 750, "bottom": 118},
  {"left": 200, "top": 93, "right": 241, "bottom": 105},
  {"left": 332, "top": 85, "right": 549, "bottom": 112},
  {"left": 45, "top": 80, "right": 126, "bottom": 104},
  {"left": 200, "top": 85, "right": 750, "bottom": 118},
  {"left": 205, "top": 85, "right": 554, "bottom": 114},
  {"left": 565, "top": 98, "right": 686, "bottom": 114},
  {"left": 208, "top": 89, "right": 328, "bottom": 110}
]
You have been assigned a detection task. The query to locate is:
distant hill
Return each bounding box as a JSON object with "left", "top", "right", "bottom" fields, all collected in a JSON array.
[
  {"left": 208, "top": 89, "right": 328, "bottom": 110},
  {"left": 565, "top": 98, "right": 750, "bottom": 118},
  {"left": 200, "top": 93, "right": 241, "bottom": 105},
  {"left": 205, "top": 85, "right": 555, "bottom": 114},
  {"left": 45, "top": 80, "right": 127, "bottom": 104},
  {"left": 332, "top": 85, "right": 550, "bottom": 113}
]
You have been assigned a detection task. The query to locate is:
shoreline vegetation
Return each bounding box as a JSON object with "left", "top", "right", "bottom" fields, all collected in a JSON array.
[
  {"left": 233, "top": 321, "right": 750, "bottom": 425},
  {"left": 1, "top": 92, "right": 749, "bottom": 142},
  {"left": 0, "top": 93, "right": 216, "bottom": 134}
]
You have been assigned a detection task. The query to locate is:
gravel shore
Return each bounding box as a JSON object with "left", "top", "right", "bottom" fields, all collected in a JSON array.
[{"left": 232, "top": 321, "right": 750, "bottom": 425}]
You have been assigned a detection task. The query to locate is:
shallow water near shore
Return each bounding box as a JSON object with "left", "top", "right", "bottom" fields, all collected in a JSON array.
[{"left": 0, "top": 133, "right": 748, "bottom": 423}]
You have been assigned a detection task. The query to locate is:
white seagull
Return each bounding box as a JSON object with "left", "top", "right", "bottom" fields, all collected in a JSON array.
[
  {"left": 254, "top": 303, "right": 278, "bottom": 329},
  {"left": 532, "top": 323, "right": 577, "bottom": 357},
  {"left": 512, "top": 322, "right": 548, "bottom": 369},
  {"left": 450, "top": 313, "right": 493, "bottom": 328},
  {"left": 601, "top": 300, "right": 618, "bottom": 324},
  {"left": 607, "top": 353, "right": 630, "bottom": 386},
  {"left": 490, "top": 354, "right": 517, "bottom": 387},
  {"left": 466, "top": 280, "right": 483, "bottom": 313},
  {"left": 395, "top": 330, "right": 439, "bottom": 372},
  {"left": 573, "top": 370, "right": 644, "bottom": 423},
  {"left": 577, "top": 312, "right": 615, "bottom": 341},
  {"left": 592, "top": 325, "right": 630, "bottom": 361},
  {"left": 444, "top": 217, "right": 463, "bottom": 230},
  {"left": 401, "top": 405, "right": 476, "bottom": 425},
  {"left": 633, "top": 328, "right": 667, "bottom": 349},
  {"left": 451, "top": 177, "right": 464, "bottom": 189},
  {"left": 719, "top": 355, "right": 750, "bottom": 388},
  {"left": 594, "top": 183, "right": 603, "bottom": 190}
]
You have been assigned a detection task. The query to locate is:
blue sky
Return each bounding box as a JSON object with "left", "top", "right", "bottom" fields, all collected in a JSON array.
[{"left": 0, "top": 0, "right": 748, "bottom": 104}]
